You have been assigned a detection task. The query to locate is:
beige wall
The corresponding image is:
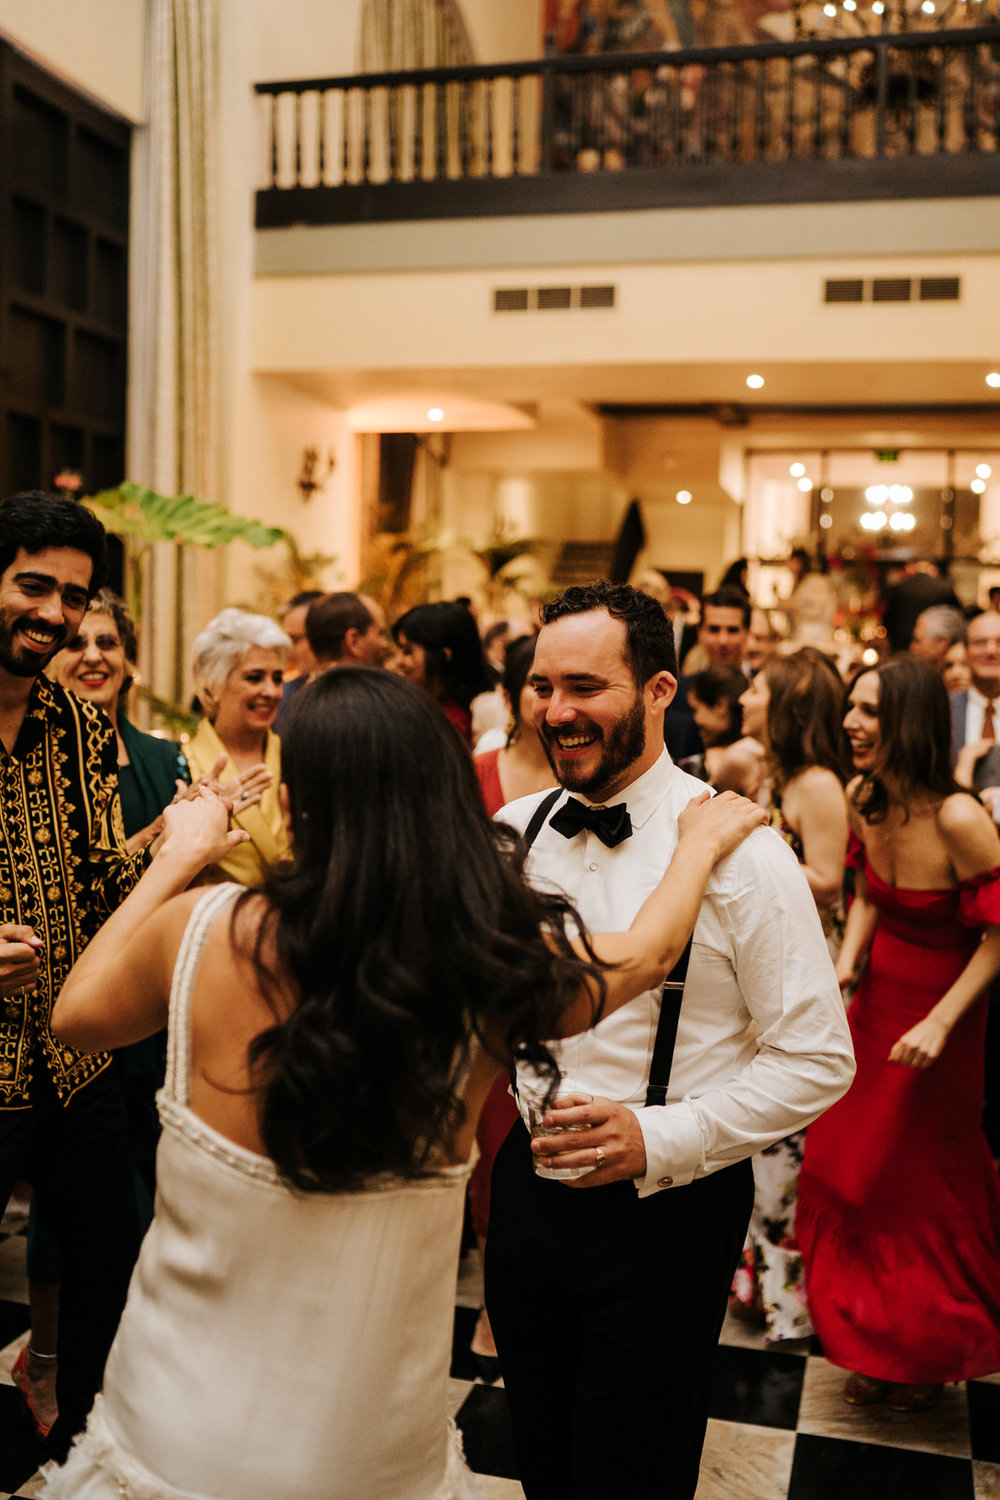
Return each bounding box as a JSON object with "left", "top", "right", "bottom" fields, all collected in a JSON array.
[{"left": 0, "top": 0, "right": 146, "bottom": 120}]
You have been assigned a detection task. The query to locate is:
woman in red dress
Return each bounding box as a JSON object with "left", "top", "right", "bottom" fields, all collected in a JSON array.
[{"left": 797, "top": 656, "right": 1000, "bottom": 1410}]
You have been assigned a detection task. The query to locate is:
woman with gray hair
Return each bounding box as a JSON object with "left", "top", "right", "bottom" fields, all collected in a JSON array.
[{"left": 184, "top": 608, "right": 291, "bottom": 887}]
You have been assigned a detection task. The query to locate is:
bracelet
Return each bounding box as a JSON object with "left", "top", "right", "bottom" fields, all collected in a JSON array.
[{"left": 27, "top": 1345, "right": 57, "bottom": 1361}]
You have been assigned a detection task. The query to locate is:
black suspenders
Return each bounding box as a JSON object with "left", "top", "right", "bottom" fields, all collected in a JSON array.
[{"left": 521, "top": 791, "right": 692, "bottom": 1109}]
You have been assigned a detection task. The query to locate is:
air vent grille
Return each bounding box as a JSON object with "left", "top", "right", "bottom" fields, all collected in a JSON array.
[
  {"left": 493, "top": 284, "right": 617, "bottom": 313},
  {"left": 493, "top": 288, "right": 529, "bottom": 312},
  {"left": 824, "top": 276, "right": 961, "bottom": 304},
  {"left": 825, "top": 279, "right": 864, "bottom": 303},
  {"left": 920, "top": 276, "right": 961, "bottom": 301}
]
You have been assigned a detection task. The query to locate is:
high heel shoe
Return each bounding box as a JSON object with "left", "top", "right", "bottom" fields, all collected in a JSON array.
[
  {"left": 11, "top": 1344, "right": 57, "bottom": 1439},
  {"left": 885, "top": 1382, "right": 942, "bottom": 1412},
  {"left": 843, "top": 1372, "right": 888, "bottom": 1406}
]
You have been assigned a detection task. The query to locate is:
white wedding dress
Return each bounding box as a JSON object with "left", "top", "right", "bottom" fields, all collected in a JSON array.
[{"left": 45, "top": 884, "right": 479, "bottom": 1500}]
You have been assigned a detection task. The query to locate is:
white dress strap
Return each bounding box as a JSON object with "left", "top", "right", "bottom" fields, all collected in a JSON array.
[{"left": 164, "top": 884, "right": 242, "bottom": 1107}]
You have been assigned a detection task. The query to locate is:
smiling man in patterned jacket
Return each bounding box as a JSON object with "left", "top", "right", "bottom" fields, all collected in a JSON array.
[{"left": 0, "top": 492, "right": 149, "bottom": 1460}]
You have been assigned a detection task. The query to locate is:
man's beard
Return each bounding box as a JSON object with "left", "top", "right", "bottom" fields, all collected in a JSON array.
[
  {"left": 0, "top": 613, "right": 66, "bottom": 678},
  {"left": 539, "top": 694, "right": 646, "bottom": 801}
]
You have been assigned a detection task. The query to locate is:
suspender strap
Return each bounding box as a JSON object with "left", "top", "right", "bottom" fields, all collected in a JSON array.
[
  {"left": 522, "top": 788, "right": 563, "bottom": 852},
  {"left": 517, "top": 787, "right": 691, "bottom": 1110},
  {"left": 644, "top": 935, "right": 693, "bottom": 1108}
]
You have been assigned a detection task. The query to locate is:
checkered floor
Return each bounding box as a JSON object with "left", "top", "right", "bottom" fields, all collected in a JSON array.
[{"left": 2, "top": 1209, "right": 998, "bottom": 1499}]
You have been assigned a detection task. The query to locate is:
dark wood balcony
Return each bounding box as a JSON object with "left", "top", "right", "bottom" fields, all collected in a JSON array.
[{"left": 255, "top": 26, "right": 1000, "bottom": 228}]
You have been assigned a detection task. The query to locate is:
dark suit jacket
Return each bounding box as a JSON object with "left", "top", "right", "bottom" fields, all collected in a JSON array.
[
  {"left": 664, "top": 674, "right": 705, "bottom": 763},
  {"left": 950, "top": 689, "right": 1000, "bottom": 789}
]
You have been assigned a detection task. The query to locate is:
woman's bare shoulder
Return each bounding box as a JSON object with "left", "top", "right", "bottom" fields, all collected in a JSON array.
[{"left": 937, "top": 791, "right": 995, "bottom": 842}]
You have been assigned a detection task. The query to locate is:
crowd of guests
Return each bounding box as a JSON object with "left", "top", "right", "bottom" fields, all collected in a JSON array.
[{"left": 0, "top": 492, "right": 996, "bottom": 1499}]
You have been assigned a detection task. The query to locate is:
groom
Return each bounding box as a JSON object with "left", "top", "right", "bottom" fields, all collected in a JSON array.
[{"left": 485, "top": 580, "right": 853, "bottom": 1500}]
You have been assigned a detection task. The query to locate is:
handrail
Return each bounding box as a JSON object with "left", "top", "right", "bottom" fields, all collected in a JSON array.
[{"left": 254, "top": 25, "right": 1000, "bottom": 93}]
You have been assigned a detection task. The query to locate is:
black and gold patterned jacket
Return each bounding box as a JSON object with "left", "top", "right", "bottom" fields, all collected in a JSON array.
[{"left": 0, "top": 676, "right": 149, "bottom": 1108}]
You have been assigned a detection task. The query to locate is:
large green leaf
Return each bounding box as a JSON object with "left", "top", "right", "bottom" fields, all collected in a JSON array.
[{"left": 88, "top": 483, "right": 286, "bottom": 551}]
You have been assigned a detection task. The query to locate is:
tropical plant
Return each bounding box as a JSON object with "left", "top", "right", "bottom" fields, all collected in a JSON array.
[{"left": 86, "top": 482, "right": 286, "bottom": 620}]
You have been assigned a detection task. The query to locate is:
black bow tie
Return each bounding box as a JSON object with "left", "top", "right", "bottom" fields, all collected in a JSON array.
[{"left": 550, "top": 798, "right": 633, "bottom": 848}]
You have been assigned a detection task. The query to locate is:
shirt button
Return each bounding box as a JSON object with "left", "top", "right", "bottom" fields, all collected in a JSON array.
[
  {"left": 588, "top": 861, "right": 598, "bottom": 871},
  {"left": 658, "top": 1175, "right": 674, "bottom": 1187}
]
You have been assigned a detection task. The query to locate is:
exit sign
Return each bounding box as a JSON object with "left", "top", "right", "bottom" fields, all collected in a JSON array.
[{"left": 876, "top": 449, "right": 901, "bottom": 462}]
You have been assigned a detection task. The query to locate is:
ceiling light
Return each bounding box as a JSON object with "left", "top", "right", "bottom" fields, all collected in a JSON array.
[
  {"left": 676, "top": 490, "right": 692, "bottom": 505},
  {"left": 427, "top": 407, "right": 444, "bottom": 422},
  {"left": 823, "top": 3, "right": 836, "bottom": 14},
  {"left": 790, "top": 462, "right": 806, "bottom": 477},
  {"left": 797, "top": 477, "right": 813, "bottom": 492},
  {"left": 921, "top": 1, "right": 935, "bottom": 11},
  {"left": 865, "top": 484, "right": 888, "bottom": 505},
  {"left": 977, "top": 464, "right": 992, "bottom": 478},
  {"left": 972, "top": 478, "right": 987, "bottom": 494},
  {"left": 986, "top": 373, "right": 1000, "bottom": 388},
  {"left": 862, "top": 647, "right": 879, "bottom": 664},
  {"left": 843, "top": 1, "right": 857, "bottom": 10},
  {"left": 745, "top": 374, "right": 765, "bottom": 389},
  {"left": 860, "top": 510, "right": 888, "bottom": 531},
  {"left": 820, "top": 513, "right": 833, "bottom": 529},
  {"left": 889, "top": 485, "right": 913, "bottom": 504},
  {"left": 872, "top": 1, "right": 884, "bottom": 10},
  {"left": 820, "top": 487, "right": 834, "bottom": 502}
]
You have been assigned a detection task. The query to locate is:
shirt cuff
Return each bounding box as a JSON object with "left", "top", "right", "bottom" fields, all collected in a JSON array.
[{"left": 634, "top": 1102, "right": 705, "bottom": 1197}]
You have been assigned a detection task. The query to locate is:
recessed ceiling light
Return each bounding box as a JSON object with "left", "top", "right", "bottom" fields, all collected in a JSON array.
[
  {"left": 986, "top": 373, "right": 1000, "bottom": 388},
  {"left": 745, "top": 374, "right": 765, "bottom": 389},
  {"left": 676, "top": 490, "right": 692, "bottom": 505},
  {"left": 427, "top": 407, "right": 444, "bottom": 422}
]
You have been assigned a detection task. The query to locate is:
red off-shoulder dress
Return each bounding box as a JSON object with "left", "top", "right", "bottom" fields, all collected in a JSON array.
[{"left": 797, "top": 833, "right": 1000, "bottom": 1382}]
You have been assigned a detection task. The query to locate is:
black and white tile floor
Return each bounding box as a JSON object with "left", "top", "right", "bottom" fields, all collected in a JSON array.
[{"left": 1, "top": 1208, "right": 998, "bottom": 1499}]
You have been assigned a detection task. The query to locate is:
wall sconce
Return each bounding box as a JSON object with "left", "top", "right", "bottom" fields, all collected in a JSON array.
[{"left": 297, "top": 447, "right": 336, "bottom": 501}]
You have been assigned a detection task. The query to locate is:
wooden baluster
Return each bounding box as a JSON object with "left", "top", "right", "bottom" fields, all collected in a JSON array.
[
  {"left": 341, "top": 88, "right": 351, "bottom": 184},
  {"left": 481, "top": 78, "right": 492, "bottom": 176},
  {"left": 730, "top": 60, "right": 742, "bottom": 159},
  {"left": 755, "top": 57, "right": 769, "bottom": 161},
  {"left": 874, "top": 41, "right": 889, "bottom": 158},
  {"left": 294, "top": 90, "right": 302, "bottom": 184},
  {"left": 906, "top": 50, "right": 918, "bottom": 154},
  {"left": 363, "top": 86, "right": 372, "bottom": 181},
  {"left": 962, "top": 43, "right": 978, "bottom": 151},
  {"left": 436, "top": 81, "right": 447, "bottom": 177},
  {"left": 415, "top": 83, "right": 425, "bottom": 179},
  {"left": 461, "top": 77, "right": 470, "bottom": 177},
  {"left": 935, "top": 44, "right": 948, "bottom": 153},
  {"left": 785, "top": 54, "right": 796, "bottom": 159},
  {"left": 511, "top": 74, "right": 520, "bottom": 175}
]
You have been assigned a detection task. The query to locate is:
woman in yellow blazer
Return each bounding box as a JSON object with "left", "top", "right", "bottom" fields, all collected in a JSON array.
[{"left": 185, "top": 608, "right": 291, "bottom": 887}]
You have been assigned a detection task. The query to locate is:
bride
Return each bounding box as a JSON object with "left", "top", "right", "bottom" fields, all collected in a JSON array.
[{"left": 44, "top": 667, "right": 764, "bottom": 1500}]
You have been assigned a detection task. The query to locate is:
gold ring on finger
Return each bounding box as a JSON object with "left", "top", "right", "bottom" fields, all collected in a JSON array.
[{"left": 595, "top": 1145, "right": 606, "bottom": 1168}]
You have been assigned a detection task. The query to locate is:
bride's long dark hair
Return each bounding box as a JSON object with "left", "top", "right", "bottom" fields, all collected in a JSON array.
[{"left": 235, "top": 667, "right": 601, "bottom": 1192}]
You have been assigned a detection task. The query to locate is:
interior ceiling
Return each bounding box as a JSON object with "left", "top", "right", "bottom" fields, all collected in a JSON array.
[{"left": 269, "top": 359, "right": 1000, "bottom": 435}]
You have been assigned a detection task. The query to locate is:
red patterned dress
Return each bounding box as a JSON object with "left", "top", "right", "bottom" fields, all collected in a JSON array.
[{"left": 797, "top": 835, "right": 1000, "bottom": 1382}]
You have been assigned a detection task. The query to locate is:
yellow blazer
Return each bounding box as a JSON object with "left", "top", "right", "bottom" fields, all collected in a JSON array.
[{"left": 183, "top": 718, "right": 289, "bottom": 888}]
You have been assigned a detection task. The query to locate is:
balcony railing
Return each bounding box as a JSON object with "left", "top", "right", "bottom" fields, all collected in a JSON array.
[{"left": 255, "top": 27, "right": 1000, "bottom": 227}]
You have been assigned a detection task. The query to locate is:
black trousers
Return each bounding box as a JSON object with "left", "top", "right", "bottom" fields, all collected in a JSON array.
[
  {"left": 0, "top": 1064, "right": 140, "bottom": 1460},
  {"left": 485, "top": 1122, "right": 753, "bottom": 1500}
]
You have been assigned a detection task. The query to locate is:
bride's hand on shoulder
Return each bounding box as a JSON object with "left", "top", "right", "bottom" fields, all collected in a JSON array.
[
  {"left": 157, "top": 786, "right": 250, "bottom": 871},
  {"left": 678, "top": 789, "right": 768, "bottom": 862}
]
